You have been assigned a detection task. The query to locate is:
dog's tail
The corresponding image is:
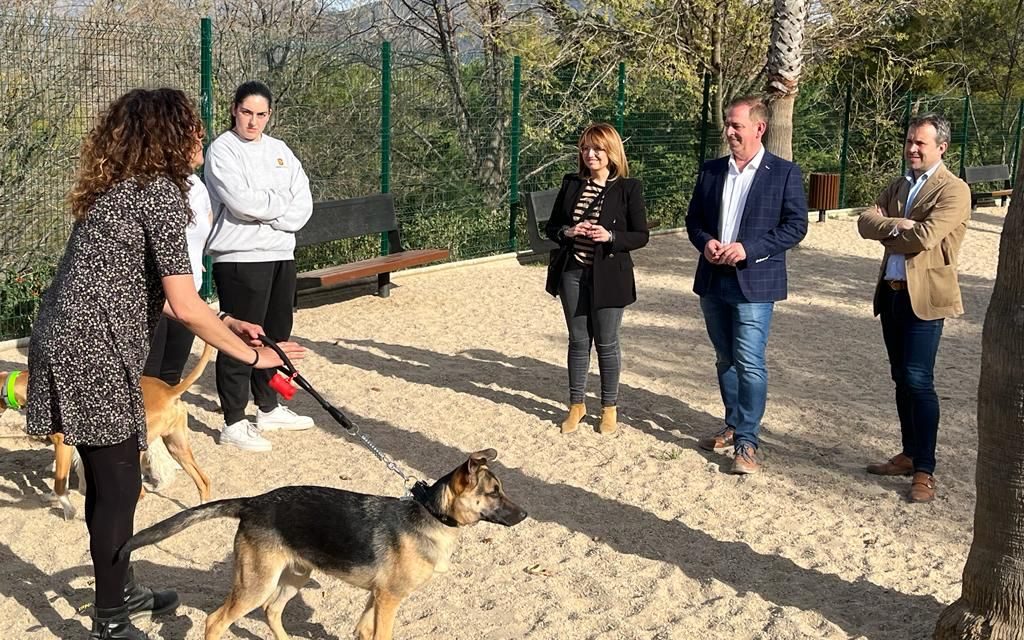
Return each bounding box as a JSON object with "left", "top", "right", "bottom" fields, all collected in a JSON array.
[
  {"left": 118, "top": 496, "right": 246, "bottom": 561},
  {"left": 167, "top": 341, "right": 214, "bottom": 400}
]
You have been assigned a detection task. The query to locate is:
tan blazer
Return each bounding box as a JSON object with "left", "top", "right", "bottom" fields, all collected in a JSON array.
[{"left": 857, "top": 163, "right": 971, "bottom": 321}]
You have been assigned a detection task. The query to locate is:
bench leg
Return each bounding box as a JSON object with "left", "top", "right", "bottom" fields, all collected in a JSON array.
[{"left": 377, "top": 272, "right": 391, "bottom": 298}]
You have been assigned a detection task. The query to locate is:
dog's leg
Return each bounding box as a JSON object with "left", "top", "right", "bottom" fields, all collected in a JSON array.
[
  {"left": 50, "top": 434, "right": 76, "bottom": 521},
  {"left": 353, "top": 593, "right": 376, "bottom": 640},
  {"left": 162, "top": 426, "right": 211, "bottom": 503},
  {"left": 263, "top": 564, "right": 310, "bottom": 640},
  {"left": 205, "top": 534, "right": 287, "bottom": 640},
  {"left": 370, "top": 589, "right": 404, "bottom": 640}
]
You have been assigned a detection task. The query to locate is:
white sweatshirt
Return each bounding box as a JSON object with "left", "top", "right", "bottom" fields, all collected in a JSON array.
[
  {"left": 186, "top": 175, "right": 213, "bottom": 290},
  {"left": 204, "top": 130, "right": 313, "bottom": 263}
]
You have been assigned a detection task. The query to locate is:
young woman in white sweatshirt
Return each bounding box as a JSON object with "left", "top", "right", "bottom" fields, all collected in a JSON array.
[{"left": 204, "top": 80, "right": 315, "bottom": 452}]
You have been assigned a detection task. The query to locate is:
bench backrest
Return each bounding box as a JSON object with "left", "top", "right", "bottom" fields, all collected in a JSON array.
[
  {"left": 961, "top": 164, "right": 1011, "bottom": 184},
  {"left": 295, "top": 194, "right": 398, "bottom": 249},
  {"left": 523, "top": 188, "right": 560, "bottom": 253}
]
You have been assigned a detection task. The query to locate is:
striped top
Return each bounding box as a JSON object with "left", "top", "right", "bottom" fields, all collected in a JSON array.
[{"left": 571, "top": 179, "right": 612, "bottom": 265}]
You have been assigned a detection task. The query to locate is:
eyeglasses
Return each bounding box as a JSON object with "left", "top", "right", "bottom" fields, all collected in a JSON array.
[{"left": 579, "top": 146, "right": 606, "bottom": 155}]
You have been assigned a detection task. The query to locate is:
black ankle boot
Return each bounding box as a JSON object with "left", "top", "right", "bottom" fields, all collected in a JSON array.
[
  {"left": 89, "top": 605, "right": 149, "bottom": 640},
  {"left": 123, "top": 567, "right": 179, "bottom": 621}
]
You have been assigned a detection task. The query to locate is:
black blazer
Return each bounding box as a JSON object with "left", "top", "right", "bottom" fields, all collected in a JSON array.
[{"left": 544, "top": 173, "right": 649, "bottom": 308}]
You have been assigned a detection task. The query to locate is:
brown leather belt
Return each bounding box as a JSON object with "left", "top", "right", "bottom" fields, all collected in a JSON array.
[{"left": 886, "top": 280, "right": 907, "bottom": 291}]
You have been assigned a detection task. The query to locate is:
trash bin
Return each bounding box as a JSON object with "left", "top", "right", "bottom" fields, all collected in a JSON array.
[{"left": 808, "top": 173, "right": 840, "bottom": 222}]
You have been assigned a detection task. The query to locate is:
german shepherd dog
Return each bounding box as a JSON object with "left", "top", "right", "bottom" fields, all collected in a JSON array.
[{"left": 119, "top": 448, "right": 527, "bottom": 640}]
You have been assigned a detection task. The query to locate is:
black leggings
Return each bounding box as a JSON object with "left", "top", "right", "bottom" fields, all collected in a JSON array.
[{"left": 77, "top": 435, "right": 141, "bottom": 608}]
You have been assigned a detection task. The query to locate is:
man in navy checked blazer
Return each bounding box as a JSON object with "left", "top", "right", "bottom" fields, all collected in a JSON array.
[{"left": 685, "top": 95, "right": 808, "bottom": 474}]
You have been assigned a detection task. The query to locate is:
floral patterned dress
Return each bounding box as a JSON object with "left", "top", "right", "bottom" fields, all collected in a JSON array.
[{"left": 27, "top": 177, "right": 193, "bottom": 450}]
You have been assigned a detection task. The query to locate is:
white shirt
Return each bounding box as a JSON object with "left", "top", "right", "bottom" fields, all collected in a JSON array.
[
  {"left": 185, "top": 175, "right": 213, "bottom": 291},
  {"left": 719, "top": 145, "right": 766, "bottom": 244},
  {"left": 884, "top": 161, "right": 942, "bottom": 281}
]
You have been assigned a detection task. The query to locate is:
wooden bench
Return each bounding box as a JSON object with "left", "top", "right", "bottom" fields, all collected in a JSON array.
[
  {"left": 520, "top": 187, "right": 659, "bottom": 263},
  {"left": 294, "top": 194, "right": 449, "bottom": 297},
  {"left": 961, "top": 164, "right": 1012, "bottom": 208}
]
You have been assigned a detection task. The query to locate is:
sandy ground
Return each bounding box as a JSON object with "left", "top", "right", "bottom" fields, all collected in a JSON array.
[{"left": 0, "top": 207, "right": 1006, "bottom": 640}]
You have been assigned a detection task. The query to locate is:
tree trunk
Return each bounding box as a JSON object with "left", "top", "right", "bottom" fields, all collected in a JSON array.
[
  {"left": 763, "top": 0, "right": 806, "bottom": 161},
  {"left": 933, "top": 170, "right": 1024, "bottom": 640}
]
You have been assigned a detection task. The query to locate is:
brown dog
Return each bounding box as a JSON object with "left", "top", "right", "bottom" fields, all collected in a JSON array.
[
  {"left": 121, "top": 449, "right": 527, "bottom": 640},
  {"left": 1, "top": 342, "right": 214, "bottom": 519}
]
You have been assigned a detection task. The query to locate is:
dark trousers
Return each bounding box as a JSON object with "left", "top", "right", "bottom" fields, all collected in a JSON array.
[
  {"left": 212, "top": 260, "right": 296, "bottom": 425},
  {"left": 880, "top": 286, "right": 944, "bottom": 474},
  {"left": 77, "top": 436, "right": 141, "bottom": 608},
  {"left": 143, "top": 316, "right": 196, "bottom": 385},
  {"left": 558, "top": 265, "right": 624, "bottom": 406}
]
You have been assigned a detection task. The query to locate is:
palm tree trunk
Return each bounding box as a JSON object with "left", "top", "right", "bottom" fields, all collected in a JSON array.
[
  {"left": 763, "top": 0, "right": 806, "bottom": 161},
  {"left": 933, "top": 171, "right": 1024, "bottom": 639}
]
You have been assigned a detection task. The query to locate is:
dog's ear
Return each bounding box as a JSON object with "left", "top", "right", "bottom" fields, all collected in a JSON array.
[{"left": 453, "top": 449, "right": 498, "bottom": 493}]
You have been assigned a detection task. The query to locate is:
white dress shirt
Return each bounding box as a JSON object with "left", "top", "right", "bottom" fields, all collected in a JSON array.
[
  {"left": 884, "top": 161, "right": 942, "bottom": 281},
  {"left": 719, "top": 145, "right": 766, "bottom": 244}
]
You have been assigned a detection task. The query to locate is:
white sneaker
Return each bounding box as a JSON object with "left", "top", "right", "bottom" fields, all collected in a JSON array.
[
  {"left": 257, "top": 406, "right": 314, "bottom": 432},
  {"left": 220, "top": 419, "right": 272, "bottom": 452}
]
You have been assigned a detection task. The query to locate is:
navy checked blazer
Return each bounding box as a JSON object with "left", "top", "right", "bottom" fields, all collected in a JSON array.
[{"left": 684, "top": 151, "right": 808, "bottom": 303}]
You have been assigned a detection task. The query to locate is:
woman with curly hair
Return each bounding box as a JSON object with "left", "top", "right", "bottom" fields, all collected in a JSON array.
[{"left": 26, "top": 88, "right": 305, "bottom": 640}]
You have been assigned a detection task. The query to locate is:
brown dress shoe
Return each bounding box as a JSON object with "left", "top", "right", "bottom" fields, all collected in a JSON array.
[
  {"left": 731, "top": 444, "right": 760, "bottom": 474},
  {"left": 866, "top": 453, "right": 914, "bottom": 476},
  {"left": 909, "top": 472, "right": 936, "bottom": 503},
  {"left": 699, "top": 426, "right": 735, "bottom": 452},
  {"left": 560, "top": 403, "right": 586, "bottom": 434},
  {"left": 598, "top": 406, "right": 617, "bottom": 434}
]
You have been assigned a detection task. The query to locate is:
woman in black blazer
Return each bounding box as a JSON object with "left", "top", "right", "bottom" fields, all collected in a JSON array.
[{"left": 544, "top": 123, "right": 649, "bottom": 435}]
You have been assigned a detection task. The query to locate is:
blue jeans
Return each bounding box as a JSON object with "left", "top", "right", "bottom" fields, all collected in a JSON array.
[
  {"left": 879, "top": 286, "right": 944, "bottom": 474},
  {"left": 699, "top": 271, "right": 774, "bottom": 448}
]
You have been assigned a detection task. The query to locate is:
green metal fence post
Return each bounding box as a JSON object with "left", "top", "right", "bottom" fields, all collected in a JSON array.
[
  {"left": 379, "top": 41, "right": 392, "bottom": 256},
  {"left": 900, "top": 92, "right": 913, "bottom": 175},
  {"left": 1011, "top": 100, "right": 1024, "bottom": 184},
  {"left": 615, "top": 62, "right": 626, "bottom": 132},
  {"left": 959, "top": 95, "right": 971, "bottom": 177},
  {"left": 838, "top": 83, "right": 852, "bottom": 207},
  {"left": 199, "top": 17, "right": 214, "bottom": 300},
  {"left": 698, "top": 72, "right": 711, "bottom": 168},
  {"left": 508, "top": 56, "right": 522, "bottom": 251}
]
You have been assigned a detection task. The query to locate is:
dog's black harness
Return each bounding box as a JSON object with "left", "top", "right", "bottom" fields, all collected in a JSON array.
[{"left": 410, "top": 480, "right": 459, "bottom": 528}]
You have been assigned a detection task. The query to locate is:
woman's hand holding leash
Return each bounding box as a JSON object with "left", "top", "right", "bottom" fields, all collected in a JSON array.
[{"left": 251, "top": 341, "right": 306, "bottom": 370}]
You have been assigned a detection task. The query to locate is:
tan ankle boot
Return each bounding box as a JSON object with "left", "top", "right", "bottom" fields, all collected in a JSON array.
[
  {"left": 599, "top": 406, "right": 617, "bottom": 434},
  {"left": 560, "top": 403, "right": 586, "bottom": 434}
]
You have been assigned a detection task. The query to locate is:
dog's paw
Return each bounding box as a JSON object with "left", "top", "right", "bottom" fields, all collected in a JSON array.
[{"left": 55, "top": 493, "right": 76, "bottom": 520}]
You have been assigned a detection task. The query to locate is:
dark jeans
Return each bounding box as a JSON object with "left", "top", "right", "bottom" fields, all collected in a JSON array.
[
  {"left": 880, "top": 286, "right": 944, "bottom": 474},
  {"left": 212, "top": 260, "right": 296, "bottom": 425},
  {"left": 558, "top": 265, "right": 624, "bottom": 406},
  {"left": 77, "top": 436, "right": 141, "bottom": 608},
  {"left": 699, "top": 270, "right": 774, "bottom": 449},
  {"left": 143, "top": 316, "right": 196, "bottom": 385}
]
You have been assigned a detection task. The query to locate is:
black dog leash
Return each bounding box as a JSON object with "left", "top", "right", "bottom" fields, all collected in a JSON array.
[{"left": 258, "top": 336, "right": 430, "bottom": 500}]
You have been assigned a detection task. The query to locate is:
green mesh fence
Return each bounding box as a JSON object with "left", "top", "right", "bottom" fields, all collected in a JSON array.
[
  {"left": 0, "top": 12, "right": 198, "bottom": 339},
  {"left": 1, "top": 12, "right": 1022, "bottom": 339}
]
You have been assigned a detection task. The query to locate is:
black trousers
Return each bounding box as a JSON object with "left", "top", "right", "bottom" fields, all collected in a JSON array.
[
  {"left": 77, "top": 436, "right": 141, "bottom": 608},
  {"left": 212, "top": 260, "right": 296, "bottom": 425},
  {"left": 143, "top": 316, "right": 196, "bottom": 385}
]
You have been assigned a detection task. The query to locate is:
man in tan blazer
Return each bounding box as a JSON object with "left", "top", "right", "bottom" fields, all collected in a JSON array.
[{"left": 857, "top": 113, "right": 971, "bottom": 503}]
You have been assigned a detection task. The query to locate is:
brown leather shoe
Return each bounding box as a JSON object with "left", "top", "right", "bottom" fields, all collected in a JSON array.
[
  {"left": 699, "top": 426, "right": 735, "bottom": 452},
  {"left": 909, "top": 472, "right": 936, "bottom": 503},
  {"left": 866, "top": 453, "right": 914, "bottom": 476},
  {"left": 731, "top": 444, "right": 760, "bottom": 474}
]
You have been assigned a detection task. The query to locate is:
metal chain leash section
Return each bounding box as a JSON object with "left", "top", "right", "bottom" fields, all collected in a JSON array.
[{"left": 345, "top": 423, "right": 419, "bottom": 494}]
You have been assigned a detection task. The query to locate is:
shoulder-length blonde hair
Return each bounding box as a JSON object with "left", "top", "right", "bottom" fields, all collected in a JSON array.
[
  {"left": 69, "top": 88, "right": 201, "bottom": 220},
  {"left": 577, "top": 123, "right": 629, "bottom": 179}
]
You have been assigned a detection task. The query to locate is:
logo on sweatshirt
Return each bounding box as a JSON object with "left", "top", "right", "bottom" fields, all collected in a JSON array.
[{"left": 276, "top": 157, "right": 286, "bottom": 167}]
